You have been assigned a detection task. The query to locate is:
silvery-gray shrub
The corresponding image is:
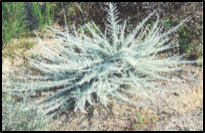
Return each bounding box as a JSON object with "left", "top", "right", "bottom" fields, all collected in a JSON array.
[
  {"left": 5, "top": 3, "right": 198, "bottom": 119},
  {"left": 2, "top": 94, "right": 48, "bottom": 131}
]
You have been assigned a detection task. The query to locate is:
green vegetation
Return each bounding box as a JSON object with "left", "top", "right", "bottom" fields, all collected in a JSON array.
[
  {"left": 19, "top": 40, "right": 34, "bottom": 49},
  {"left": 2, "top": 2, "right": 202, "bottom": 60},
  {"left": 133, "top": 111, "right": 153, "bottom": 126},
  {"left": 2, "top": 2, "right": 28, "bottom": 46},
  {"left": 45, "top": 2, "right": 55, "bottom": 26},
  {"left": 2, "top": 40, "right": 35, "bottom": 58},
  {"left": 30, "top": 53, "right": 41, "bottom": 60},
  {"left": 32, "top": 2, "right": 55, "bottom": 28},
  {"left": 31, "top": 2, "right": 44, "bottom": 28},
  {"left": 163, "top": 18, "right": 172, "bottom": 29},
  {"left": 77, "top": 22, "right": 99, "bottom": 37},
  {"left": 177, "top": 23, "right": 203, "bottom": 61},
  {"left": 178, "top": 24, "right": 194, "bottom": 56}
]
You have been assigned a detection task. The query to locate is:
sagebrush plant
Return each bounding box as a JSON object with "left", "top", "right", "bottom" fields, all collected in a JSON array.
[
  {"left": 2, "top": 94, "right": 48, "bottom": 131},
  {"left": 5, "top": 3, "right": 199, "bottom": 119}
]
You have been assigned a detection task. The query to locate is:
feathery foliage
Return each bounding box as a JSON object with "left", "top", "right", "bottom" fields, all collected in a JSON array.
[
  {"left": 2, "top": 94, "right": 48, "bottom": 131},
  {"left": 5, "top": 2, "right": 199, "bottom": 119}
]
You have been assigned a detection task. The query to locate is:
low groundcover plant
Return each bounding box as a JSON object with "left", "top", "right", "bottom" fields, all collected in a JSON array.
[{"left": 4, "top": 2, "right": 199, "bottom": 119}]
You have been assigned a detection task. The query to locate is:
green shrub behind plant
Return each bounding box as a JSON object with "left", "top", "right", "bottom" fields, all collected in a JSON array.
[
  {"left": 2, "top": 2, "right": 28, "bottom": 46},
  {"left": 45, "top": 2, "right": 55, "bottom": 26},
  {"left": 177, "top": 23, "right": 203, "bottom": 60},
  {"left": 31, "top": 2, "right": 44, "bottom": 28},
  {"left": 31, "top": 2, "right": 55, "bottom": 28}
]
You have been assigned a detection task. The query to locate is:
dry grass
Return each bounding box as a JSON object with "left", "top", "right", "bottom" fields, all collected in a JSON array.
[{"left": 2, "top": 34, "right": 203, "bottom": 131}]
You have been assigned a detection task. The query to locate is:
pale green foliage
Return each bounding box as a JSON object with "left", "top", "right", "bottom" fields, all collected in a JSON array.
[
  {"left": 5, "top": 3, "right": 199, "bottom": 119},
  {"left": 2, "top": 94, "right": 48, "bottom": 131}
]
